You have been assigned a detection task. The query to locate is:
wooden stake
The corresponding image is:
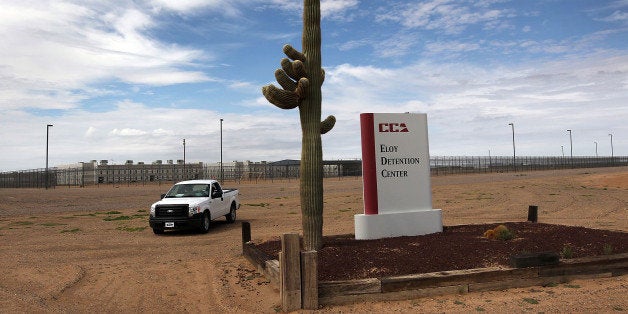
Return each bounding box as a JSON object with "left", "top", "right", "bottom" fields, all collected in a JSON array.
[
  {"left": 301, "top": 250, "right": 318, "bottom": 309},
  {"left": 528, "top": 205, "right": 538, "bottom": 223},
  {"left": 280, "top": 233, "right": 301, "bottom": 311},
  {"left": 241, "top": 221, "right": 251, "bottom": 246}
]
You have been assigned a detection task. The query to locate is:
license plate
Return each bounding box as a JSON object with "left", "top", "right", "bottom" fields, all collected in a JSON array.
[{"left": 165, "top": 222, "right": 174, "bottom": 228}]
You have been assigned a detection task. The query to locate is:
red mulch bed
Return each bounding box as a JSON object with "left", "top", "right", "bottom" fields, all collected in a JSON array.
[{"left": 254, "top": 222, "right": 628, "bottom": 281}]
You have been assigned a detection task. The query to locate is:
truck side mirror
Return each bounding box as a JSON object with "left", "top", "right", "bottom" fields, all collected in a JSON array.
[{"left": 161, "top": 193, "right": 166, "bottom": 199}]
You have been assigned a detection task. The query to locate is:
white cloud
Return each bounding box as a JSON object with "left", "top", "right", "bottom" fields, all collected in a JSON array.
[
  {"left": 599, "top": 10, "right": 628, "bottom": 23},
  {"left": 0, "top": 99, "right": 304, "bottom": 170},
  {"left": 321, "top": 0, "right": 359, "bottom": 20},
  {"left": 377, "top": 0, "right": 507, "bottom": 34},
  {"left": 1, "top": 51, "right": 626, "bottom": 171},
  {"left": 320, "top": 52, "right": 628, "bottom": 156},
  {"left": 110, "top": 128, "right": 148, "bottom": 137},
  {"left": 0, "top": 0, "right": 211, "bottom": 111},
  {"left": 425, "top": 41, "right": 481, "bottom": 53},
  {"left": 149, "top": 0, "right": 239, "bottom": 16},
  {"left": 85, "top": 126, "right": 97, "bottom": 138}
]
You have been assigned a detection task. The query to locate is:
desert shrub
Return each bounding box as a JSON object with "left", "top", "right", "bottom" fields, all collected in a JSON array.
[
  {"left": 495, "top": 229, "right": 515, "bottom": 241},
  {"left": 493, "top": 225, "right": 508, "bottom": 234},
  {"left": 483, "top": 229, "right": 495, "bottom": 239},
  {"left": 603, "top": 243, "right": 613, "bottom": 255},
  {"left": 561, "top": 244, "right": 574, "bottom": 259},
  {"left": 483, "top": 225, "right": 514, "bottom": 241}
]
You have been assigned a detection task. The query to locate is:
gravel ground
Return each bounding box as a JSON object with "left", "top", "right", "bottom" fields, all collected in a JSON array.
[{"left": 0, "top": 166, "right": 626, "bottom": 313}]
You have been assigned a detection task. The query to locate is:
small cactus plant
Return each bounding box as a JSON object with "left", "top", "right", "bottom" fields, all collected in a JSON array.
[
  {"left": 483, "top": 229, "right": 495, "bottom": 239},
  {"left": 483, "top": 224, "right": 514, "bottom": 241}
]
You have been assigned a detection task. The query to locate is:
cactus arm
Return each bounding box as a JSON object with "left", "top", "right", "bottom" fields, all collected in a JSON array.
[
  {"left": 274, "top": 69, "right": 296, "bottom": 91},
  {"left": 291, "top": 60, "right": 307, "bottom": 78},
  {"left": 280, "top": 58, "right": 307, "bottom": 80},
  {"left": 295, "top": 78, "right": 309, "bottom": 99},
  {"left": 261, "top": 85, "right": 299, "bottom": 110},
  {"left": 283, "top": 44, "right": 306, "bottom": 62},
  {"left": 280, "top": 58, "right": 298, "bottom": 79},
  {"left": 320, "top": 115, "right": 336, "bottom": 134}
]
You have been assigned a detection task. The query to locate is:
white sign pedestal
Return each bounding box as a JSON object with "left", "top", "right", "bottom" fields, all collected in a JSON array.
[{"left": 355, "top": 113, "right": 442, "bottom": 240}]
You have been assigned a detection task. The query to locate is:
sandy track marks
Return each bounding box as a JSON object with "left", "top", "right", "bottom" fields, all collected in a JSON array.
[
  {"left": 0, "top": 264, "right": 84, "bottom": 311},
  {"left": 54, "top": 261, "right": 218, "bottom": 313},
  {"left": 208, "top": 257, "right": 280, "bottom": 313}
]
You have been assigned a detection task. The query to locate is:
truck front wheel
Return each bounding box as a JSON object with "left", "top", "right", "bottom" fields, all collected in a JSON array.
[
  {"left": 153, "top": 228, "right": 164, "bottom": 235},
  {"left": 226, "top": 203, "right": 237, "bottom": 223},
  {"left": 200, "top": 212, "right": 211, "bottom": 233}
]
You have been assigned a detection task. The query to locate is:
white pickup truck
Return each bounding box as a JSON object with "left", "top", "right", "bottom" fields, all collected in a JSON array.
[{"left": 149, "top": 180, "right": 240, "bottom": 234}]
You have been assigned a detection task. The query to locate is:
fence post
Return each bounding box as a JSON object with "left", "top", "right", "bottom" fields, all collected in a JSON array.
[
  {"left": 528, "top": 205, "right": 538, "bottom": 223},
  {"left": 241, "top": 221, "right": 251, "bottom": 246},
  {"left": 301, "top": 250, "right": 318, "bottom": 310},
  {"left": 280, "top": 233, "right": 301, "bottom": 311}
]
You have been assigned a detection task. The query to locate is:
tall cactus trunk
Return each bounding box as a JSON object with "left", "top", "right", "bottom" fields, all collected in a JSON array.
[
  {"left": 300, "top": 0, "right": 324, "bottom": 251},
  {"left": 262, "top": 0, "right": 334, "bottom": 251}
]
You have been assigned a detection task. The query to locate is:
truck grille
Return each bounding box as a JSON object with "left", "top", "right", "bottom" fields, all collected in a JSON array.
[{"left": 155, "top": 205, "right": 188, "bottom": 218}]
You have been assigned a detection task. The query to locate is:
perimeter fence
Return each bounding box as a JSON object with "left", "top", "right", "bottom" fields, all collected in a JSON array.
[{"left": 1, "top": 156, "right": 626, "bottom": 188}]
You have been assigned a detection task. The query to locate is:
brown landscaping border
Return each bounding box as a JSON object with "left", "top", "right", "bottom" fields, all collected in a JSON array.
[{"left": 241, "top": 223, "right": 628, "bottom": 306}]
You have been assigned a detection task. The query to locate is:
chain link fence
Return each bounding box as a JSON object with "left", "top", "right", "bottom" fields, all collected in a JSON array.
[{"left": 1, "top": 156, "right": 626, "bottom": 188}]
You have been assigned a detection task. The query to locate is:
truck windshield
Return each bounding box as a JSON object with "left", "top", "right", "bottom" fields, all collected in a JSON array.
[{"left": 164, "top": 184, "right": 210, "bottom": 198}]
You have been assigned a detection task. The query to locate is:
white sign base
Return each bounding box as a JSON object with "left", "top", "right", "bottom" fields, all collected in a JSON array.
[{"left": 355, "top": 209, "right": 442, "bottom": 240}]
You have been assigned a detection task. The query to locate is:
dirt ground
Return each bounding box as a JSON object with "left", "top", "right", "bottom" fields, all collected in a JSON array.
[{"left": 1, "top": 167, "right": 626, "bottom": 313}]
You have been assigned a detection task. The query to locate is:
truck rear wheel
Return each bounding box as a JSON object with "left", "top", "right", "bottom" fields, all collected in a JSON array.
[
  {"left": 200, "top": 212, "right": 210, "bottom": 233},
  {"left": 226, "top": 203, "right": 237, "bottom": 223}
]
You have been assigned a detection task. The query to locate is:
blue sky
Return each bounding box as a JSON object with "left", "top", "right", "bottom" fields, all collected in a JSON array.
[{"left": 1, "top": 0, "right": 626, "bottom": 171}]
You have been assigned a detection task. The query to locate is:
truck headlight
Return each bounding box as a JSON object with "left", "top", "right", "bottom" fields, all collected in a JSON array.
[
  {"left": 189, "top": 205, "right": 200, "bottom": 216},
  {"left": 150, "top": 205, "right": 156, "bottom": 217}
]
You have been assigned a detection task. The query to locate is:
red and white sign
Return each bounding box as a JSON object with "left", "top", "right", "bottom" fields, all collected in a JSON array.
[{"left": 356, "top": 113, "right": 442, "bottom": 240}]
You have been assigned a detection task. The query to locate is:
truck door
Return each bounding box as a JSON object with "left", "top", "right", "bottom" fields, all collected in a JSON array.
[{"left": 211, "top": 182, "right": 228, "bottom": 216}]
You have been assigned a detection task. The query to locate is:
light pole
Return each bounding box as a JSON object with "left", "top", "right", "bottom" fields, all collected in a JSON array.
[
  {"left": 220, "top": 118, "right": 224, "bottom": 182},
  {"left": 561, "top": 145, "right": 564, "bottom": 157},
  {"left": 488, "top": 149, "right": 492, "bottom": 171},
  {"left": 609, "top": 133, "right": 614, "bottom": 158},
  {"left": 182, "top": 139, "right": 186, "bottom": 180},
  {"left": 508, "top": 123, "right": 516, "bottom": 171},
  {"left": 45, "top": 124, "right": 53, "bottom": 189},
  {"left": 567, "top": 129, "right": 573, "bottom": 167},
  {"left": 594, "top": 141, "right": 598, "bottom": 157}
]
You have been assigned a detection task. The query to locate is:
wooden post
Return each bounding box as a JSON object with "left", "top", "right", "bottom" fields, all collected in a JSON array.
[
  {"left": 280, "top": 233, "right": 301, "bottom": 311},
  {"left": 241, "top": 221, "right": 251, "bottom": 246},
  {"left": 301, "top": 250, "right": 318, "bottom": 310},
  {"left": 527, "top": 205, "right": 538, "bottom": 223}
]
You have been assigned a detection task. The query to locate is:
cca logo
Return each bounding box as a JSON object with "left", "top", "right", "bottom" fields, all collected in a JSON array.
[{"left": 378, "top": 123, "right": 409, "bottom": 133}]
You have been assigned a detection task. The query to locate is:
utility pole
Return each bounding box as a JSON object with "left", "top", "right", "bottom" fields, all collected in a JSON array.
[
  {"left": 609, "top": 133, "right": 614, "bottom": 158},
  {"left": 183, "top": 139, "right": 186, "bottom": 180},
  {"left": 45, "top": 124, "right": 53, "bottom": 189},
  {"left": 594, "top": 141, "right": 598, "bottom": 157},
  {"left": 567, "top": 129, "right": 573, "bottom": 167},
  {"left": 220, "top": 118, "right": 224, "bottom": 182},
  {"left": 508, "top": 123, "right": 515, "bottom": 172}
]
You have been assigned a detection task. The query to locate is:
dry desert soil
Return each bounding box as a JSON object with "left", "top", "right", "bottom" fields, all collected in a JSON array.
[{"left": 1, "top": 166, "right": 627, "bottom": 313}]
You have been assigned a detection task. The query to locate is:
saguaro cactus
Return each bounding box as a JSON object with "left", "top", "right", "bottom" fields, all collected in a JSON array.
[{"left": 262, "top": 0, "right": 335, "bottom": 250}]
